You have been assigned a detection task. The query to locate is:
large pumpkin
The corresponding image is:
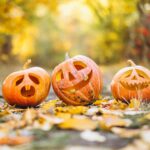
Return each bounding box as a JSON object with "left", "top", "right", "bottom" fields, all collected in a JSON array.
[
  {"left": 111, "top": 60, "right": 150, "bottom": 102},
  {"left": 2, "top": 60, "right": 51, "bottom": 107},
  {"left": 52, "top": 55, "right": 103, "bottom": 105}
]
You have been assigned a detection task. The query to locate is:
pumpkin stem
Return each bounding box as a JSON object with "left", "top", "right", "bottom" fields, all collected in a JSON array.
[
  {"left": 23, "top": 59, "right": 32, "bottom": 69},
  {"left": 128, "top": 60, "right": 136, "bottom": 67},
  {"left": 65, "top": 52, "right": 70, "bottom": 60}
]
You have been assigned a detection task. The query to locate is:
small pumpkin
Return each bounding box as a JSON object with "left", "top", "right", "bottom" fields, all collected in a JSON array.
[
  {"left": 52, "top": 55, "right": 103, "bottom": 105},
  {"left": 111, "top": 60, "right": 150, "bottom": 102},
  {"left": 2, "top": 59, "right": 51, "bottom": 107}
]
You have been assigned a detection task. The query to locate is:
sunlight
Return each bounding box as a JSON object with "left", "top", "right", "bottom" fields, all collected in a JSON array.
[
  {"left": 58, "top": 0, "right": 93, "bottom": 23},
  {"left": 99, "top": 0, "right": 109, "bottom": 7}
]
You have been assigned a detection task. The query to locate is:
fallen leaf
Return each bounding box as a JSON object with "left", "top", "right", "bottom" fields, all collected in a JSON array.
[
  {"left": 85, "top": 107, "right": 101, "bottom": 116},
  {"left": 128, "top": 98, "right": 141, "bottom": 110},
  {"left": 0, "top": 110, "right": 10, "bottom": 118},
  {"left": 58, "top": 118, "right": 98, "bottom": 131},
  {"left": 99, "top": 114, "right": 131, "bottom": 130},
  {"left": 56, "top": 112, "right": 71, "bottom": 120},
  {"left": 120, "top": 139, "right": 150, "bottom": 150},
  {"left": 22, "top": 108, "right": 38, "bottom": 125},
  {"left": 93, "top": 99, "right": 109, "bottom": 106},
  {"left": 140, "top": 130, "right": 150, "bottom": 143},
  {"left": 0, "top": 136, "right": 33, "bottom": 145},
  {"left": 144, "top": 113, "right": 150, "bottom": 120},
  {"left": 80, "top": 130, "right": 106, "bottom": 142},
  {"left": 111, "top": 127, "right": 140, "bottom": 138},
  {"left": 55, "top": 106, "right": 88, "bottom": 115},
  {"left": 40, "top": 99, "right": 59, "bottom": 111}
]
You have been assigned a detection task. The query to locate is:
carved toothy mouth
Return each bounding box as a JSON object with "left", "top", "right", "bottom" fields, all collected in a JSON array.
[
  {"left": 21, "top": 85, "right": 35, "bottom": 97},
  {"left": 62, "top": 71, "right": 93, "bottom": 93},
  {"left": 120, "top": 80, "right": 150, "bottom": 90}
]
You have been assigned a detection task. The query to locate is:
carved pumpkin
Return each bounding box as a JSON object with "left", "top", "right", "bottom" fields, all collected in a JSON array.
[
  {"left": 2, "top": 60, "right": 51, "bottom": 107},
  {"left": 52, "top": 55, "right": 103, "bottom": 105},
  {"left": 111, "top": 60, "right": 150, "bottom": 102}
]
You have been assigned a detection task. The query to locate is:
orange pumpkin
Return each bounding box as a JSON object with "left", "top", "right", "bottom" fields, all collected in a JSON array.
[
  {"left": 52, "top": 55, "right": 103, "bottom": 105},
  {"left": 111, "top": 60, "right": 150, "bottom": 102},
  {"left": 2, "top": 60, "right": 51, "bottom": 107}
]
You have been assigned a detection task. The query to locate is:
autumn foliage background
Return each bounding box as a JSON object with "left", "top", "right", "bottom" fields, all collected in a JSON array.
[{"left": 0, "top": 0, "right": 150, "bottom": 68}]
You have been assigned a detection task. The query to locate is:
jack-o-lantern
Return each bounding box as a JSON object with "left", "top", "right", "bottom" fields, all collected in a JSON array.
[
  {"left": 52, "top": 55, "right": 103, "bottom": 105},
  {"left": 111, "top": 60, "right": 150, "bottom": 102},
  {"left": 2, "top": 60, "right": 51, "bottom": 107}
]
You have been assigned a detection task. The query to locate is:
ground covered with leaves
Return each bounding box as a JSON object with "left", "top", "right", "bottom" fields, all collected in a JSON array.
[{"left": 0, "top": 94, "right": 150, "bottom": 150}]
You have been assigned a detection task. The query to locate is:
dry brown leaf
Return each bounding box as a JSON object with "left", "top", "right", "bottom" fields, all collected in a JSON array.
[
  {"left": 99, "top": 114, "right": 131, "bottom": 130},
  {"left": 0, "top": 136, "right": 33, "bottom": 145},
  {"left": 94, "top": 99, "right": 128, "bottom": 110},
  {"left": 0, "top": 110, "right": 10, "bottom": 118},
  {"left": 22, "top": 108, "right": 38, "bottom": 125},
  {"left": 0, "top": 120, "right": 18, "bottom": 131},
  {"left": 38, "top": 113, "right": 63, "bottom": 124},
  {"left": 58, "top": 118, "right": 98, "bottom": 131}
]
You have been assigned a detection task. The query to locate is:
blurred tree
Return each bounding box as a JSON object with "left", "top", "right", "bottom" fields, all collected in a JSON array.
[
  {"left": 0, "top": 35, "right": 12, "bottom": 62},
  {"left": 128, "top": 0, "right": 150, "bottom": 64},
  {"left": 0, "top": 0, "right": 148, "bottom": 67},
  {"left": 0, "top": 0, "right": 59, "bottom": 63},
  {"left": 85, "top": 0, "right": 138, "bottom": 64}
]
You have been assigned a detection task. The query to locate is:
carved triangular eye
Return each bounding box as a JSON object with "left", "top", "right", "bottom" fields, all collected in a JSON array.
[
  {"left": 69, "top": 72, "right": 75, "bottom": 81},
  {"left": 29, "top": 74, "right": 40, "bottom": 84},
  {"left": 16, "top": 75, "right": 24, "bottom": 86},
  {"left": 125, "top": 74, "right": 131, "bottom": 78},
  {"left": 139, "top": 74, "right": 144, "bottom": 78},
  {"left": 136, "top": 69, "right": 149, "bottom": 79},
  {"left": 73, "top": 61, "right": 86, "bottom": 70},
  {"left": 56, "top": 69, "right": 64, "bottom": 82}
]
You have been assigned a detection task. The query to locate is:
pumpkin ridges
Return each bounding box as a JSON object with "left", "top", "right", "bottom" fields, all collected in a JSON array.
[
  {"left": 52, "top": 55, "right": 103, "bottom": 105},
  {"left": 2, "top": 66, "right": 51, "bottom": 107},
  {"left": 111, "top": 60, "right": 150, "bottom": 102},
  {"left": 86, "top": 60, "right": 102, "bottom": 98}
]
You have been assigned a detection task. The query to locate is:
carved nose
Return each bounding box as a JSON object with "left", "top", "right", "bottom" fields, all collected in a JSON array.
[
  {"left": 130, "top": 70, "right": 138, "bottom": 80},
  {"left": 25, "top": 85, "right": 31, "bottom": 91},
  {"left": 131, "top": 75, "right": 137, "bottom": 80}
]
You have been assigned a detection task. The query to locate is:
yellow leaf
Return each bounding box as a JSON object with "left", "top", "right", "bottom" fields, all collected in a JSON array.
[
  {"left": 144, "top": 113, "right": 150, "bottom": 120},
  {"left": 128, "top": 99, "right": 141, "bottom": 110},
  {"left": 58, "top": 118, "right": 98, "bottom": 131},
  {"left": 93, "top": 99, "right": 108, "bottom": 106},
  {"left": 55, "top": 106, "right": 88, "bottom": 115},
  {"left": 40, "top": 99, "right": 59, "bottom": 111},
  {"left": 56, "top": 113, "right": 71, "bottom": 120}
]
